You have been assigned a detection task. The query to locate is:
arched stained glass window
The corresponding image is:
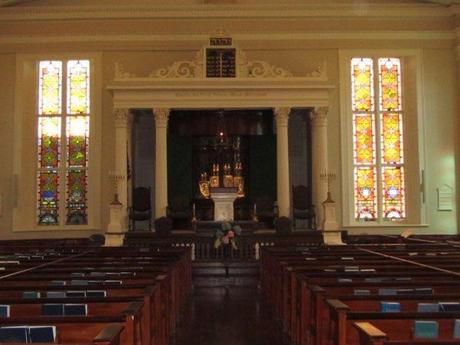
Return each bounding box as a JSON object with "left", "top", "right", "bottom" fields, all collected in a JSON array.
[
  {"left": 351, "top": 57, "right": 405, "bottom": 221},
  {"left": 37, "top": 60, "right": 90, "bottom": 226}
]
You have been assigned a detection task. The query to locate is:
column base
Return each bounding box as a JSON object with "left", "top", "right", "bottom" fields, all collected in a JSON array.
[
  {"left": 323, "top": 231, "right": 345, "bottom": 246},
  {"left": 104, "top": 232, "right": 125, "bottom": 247},
  {"left": 105, "top": 202, "right": 127, "bottom": 246}
]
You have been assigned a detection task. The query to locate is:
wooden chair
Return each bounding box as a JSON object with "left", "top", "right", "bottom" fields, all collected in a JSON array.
[
  {"left": 128, "top": 187, "right": 152, "bottom": 231},
  {"left": 166, "top": 196, "right": 192, "bottom": 229},
  {"left": 292, "top": 185, "right": 316, "bottom": 230},
  {"left": 254, "top": 195, "right": 278, "bottom": 227}
]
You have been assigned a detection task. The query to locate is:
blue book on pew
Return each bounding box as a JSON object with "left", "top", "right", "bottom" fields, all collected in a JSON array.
[
  {"left": 70, "top": 272, "right": 85, "bottom": 278},
  {"left": 414, "top": 320, "right": 438, "bottom": 339},
  {"left": 0, "top": 305, "right": 10, "bottom": 317},
  {"left": 66, "top": 291, "right": 86, "bottom": 298},
  {"left": 29, "top": 326, "right": 56, "bottom": 343},
  {"left": 64, "top": 304, "right": 87, "bottom": 316},
  {"left": 365, "top": 278, "right": 383, "bottom": 283},
  {"left": 47, "top": 291, "right": 66, "bottom": 298},
  {"left": 42, "top": 303, "right": 64, "bottom": 316},
  {"left": 378, "top": 288, "right": 397, "bottom": 296},
  {"left": 454, "top": 319, "right": 460, "bottom": 338},
  {"left": 380, "top": 302, "right": 401, "bottom": 312},
  {"left": 417, "top": 303, "right": 440, "bottom": 312},
  {"left": 49, "top": 280, "right": 66, "bottom": 287},
  {"left": 22, "top": 291, "right": 41, "bottom": 299},
  {"left": 338, "top": 278, "right": 352, "bottom": 283},
  {"left": 86, "top": 290, "right": 106, "bottom": 297},
  {"left": 71, "top": 279, "right": 89, "bottom": 286},
  {"left": 439, "top": 302, "right": 460, "bottom": 312},
  {"left": 0, "top": 326, "right": 29, "bottom": 342},
  {"left": 354, "top": 289, "right": 370, "bottom": 296}
]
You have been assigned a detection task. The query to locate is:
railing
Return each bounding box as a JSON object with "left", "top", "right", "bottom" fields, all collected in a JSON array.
[{"left": 124, "top": 230, "right": 326, "bottom": 261}]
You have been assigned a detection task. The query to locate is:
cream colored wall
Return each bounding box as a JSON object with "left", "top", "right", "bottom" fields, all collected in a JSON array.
[
  {"left": 419, "top": 49, "right": 457, "bottom": 234},
  {"left": 0, "top": 54, "right": 16, "bottom": 239},
  {"left": 0, "top": 1, "right": 457, "bottom": 239}
]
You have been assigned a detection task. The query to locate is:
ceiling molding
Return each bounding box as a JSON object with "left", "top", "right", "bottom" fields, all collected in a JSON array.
[
  {"left": 0, "top": 3, "right": 454, "bottom": 21},
  {"left": 0, "top": 31, "right": 454, "bottom": 48}
]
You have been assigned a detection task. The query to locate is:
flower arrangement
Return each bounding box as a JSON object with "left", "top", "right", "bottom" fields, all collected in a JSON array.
[{"left": 214, "top": 221, "right": 242, "bottom": 250}]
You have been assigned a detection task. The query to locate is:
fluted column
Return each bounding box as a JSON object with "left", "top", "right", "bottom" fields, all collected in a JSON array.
[
  {"left": 274, "top": 107, "right": 291, "bottom": 217},
  {"left": 113, "top": 108, "right": 132, "bottom": 227},
  {"left": 311, "top": 107, "right": 329, "bottom": 228},
  {"left": 153, "top": 108, "right": 170, "bottom": 218}
]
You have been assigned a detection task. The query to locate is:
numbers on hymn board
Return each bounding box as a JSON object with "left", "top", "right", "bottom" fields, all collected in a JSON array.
[{"left": 206, "top": 48, "right": 236, "bottom": 78}]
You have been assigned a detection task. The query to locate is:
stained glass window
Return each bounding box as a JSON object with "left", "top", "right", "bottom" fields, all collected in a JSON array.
[
  {"left": 67, "top": 60, "right": 90, "bottom": 114},
  {"left": 37, "top": 59, "right": 90, "bottom": 226},
  {"left": 39, "top": 61, "right": 62, "bottom": 115},
  {"left": 351, "top": 57, "right": 405, "bottom": 221}
]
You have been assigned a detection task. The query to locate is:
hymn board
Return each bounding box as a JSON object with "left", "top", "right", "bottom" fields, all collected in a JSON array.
[{"left": 205, "top": 37, "right": 236, "bottom": 78}]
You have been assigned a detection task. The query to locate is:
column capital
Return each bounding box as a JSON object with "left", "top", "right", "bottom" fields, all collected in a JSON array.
[
  {"left": 274, "top": 107, "right": 291, "bottom": 127},
  {"left": 310, "top": 107, "right": 328, "bottom": 127},
  {"left": 114, "top": 108, "right": 132, "bottom": 128},
  {"left": 153, "top": 108, "right": 170, "bottom": 128}
]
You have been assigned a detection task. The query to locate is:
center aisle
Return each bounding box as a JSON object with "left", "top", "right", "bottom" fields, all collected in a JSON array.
[{"left": 173, "top": 286, "right": 288, "bottom": 345}]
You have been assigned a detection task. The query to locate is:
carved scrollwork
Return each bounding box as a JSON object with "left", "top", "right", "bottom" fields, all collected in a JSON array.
[
  {"left": 150, "top": 50, "right": 203, "bottom": 79},
  {"left": 114, "top": 63, "right": 136, "bottom": 79},
  {"left": 306, "top": 62, "right": 328, "bottom": 79}
]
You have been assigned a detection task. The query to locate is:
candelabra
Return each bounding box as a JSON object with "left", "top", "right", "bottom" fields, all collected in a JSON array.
[
  {"left": 320, "top": 171, "right": 336, "bottom": 202},
  {"left": 108, "top": 171, "right": 126, "bottom": 205}
]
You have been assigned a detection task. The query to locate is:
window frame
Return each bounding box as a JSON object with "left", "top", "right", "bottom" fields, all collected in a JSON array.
[
  {"left": 339, "top": 49, "right": 427, "bottom": 228},
  {"left": 12, "top": 53, "right": 102, "bottom": 232}
]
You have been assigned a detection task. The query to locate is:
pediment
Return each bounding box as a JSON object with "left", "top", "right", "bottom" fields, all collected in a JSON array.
[{"left": 114, "top": 33, "right": 327, "bottom": 81}]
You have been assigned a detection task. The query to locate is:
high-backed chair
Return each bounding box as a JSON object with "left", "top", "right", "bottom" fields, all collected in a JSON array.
[
  {"left": 292, "top": 185, "right": 316, "bottom": 230},
  {"left": 254, "top": 195, "right": 278, "bottom": 227},
  {"left": 167, "top": 196, "right": 192, "bottom": 229},
  {"left": 128, "top": 187, "right": 152, "bottom": 231}
]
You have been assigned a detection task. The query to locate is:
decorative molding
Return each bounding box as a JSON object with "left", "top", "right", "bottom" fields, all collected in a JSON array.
[
  {"left": 0, "top": 31, "right": 454, "bottom": 48},
  {"left": 238, "top": 50, "right": 293, "bottom": 78},
  {"left": 311, "top": 107, "right": 328, "bottom": 127},
  {"left": 153, "top": 108, "right": 170, "bottom": 128},
  {"left": 116, "top": 44, "right": 325, "bottom": 81},
  {"left": 0, "top": 4, "right": 452, "bottom": 21},
  {"left": 150, "top": 50, "right": 203, "bottom": 79},
  {"left": 274, "top": 107, "right": 291, "bottom": 127},
  {"left": 114, "top": 108, "right": 131, "bottom": 127},
  {"left": 114, "top": 63, "right": 136, "bottom": 79}
]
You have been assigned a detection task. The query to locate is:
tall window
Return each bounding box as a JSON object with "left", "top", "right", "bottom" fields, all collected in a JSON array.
[
  {"left": 351, "top": 57, "right": 405, "bottom": 221},
  {"left": 37, "top": 60, "right": 90, "bottom": 225}
]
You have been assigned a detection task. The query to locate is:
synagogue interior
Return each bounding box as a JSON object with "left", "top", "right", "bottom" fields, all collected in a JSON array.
[{"left": 0, "top": 0, "right": 459, "bottom": 344}]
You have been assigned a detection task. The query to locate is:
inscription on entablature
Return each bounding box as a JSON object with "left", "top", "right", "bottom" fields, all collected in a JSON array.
[{"left": 175, "top": 91, "right": 268, "bottom": 97}]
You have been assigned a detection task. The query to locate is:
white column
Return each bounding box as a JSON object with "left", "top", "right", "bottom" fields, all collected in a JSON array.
[
  {"left": 113, "top": 108, "right": 131, "bottom": 227},
  {"left": 274, "top": 107, "right": 291, "bottom": 217},
  {"left": 153, "top": 108, "right": 170, "bottom": 218},
  {"left": 310, "top": 107, "right": 329, "bottom": 228}
]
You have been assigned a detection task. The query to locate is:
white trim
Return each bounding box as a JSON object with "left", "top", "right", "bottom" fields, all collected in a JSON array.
[
  {"left": 0, "top": 31, "right": 454, "bottom": 47},
  {"left": 12, "top": 52, "right": 102, "bottom": 232},
  {"left": 0, "top": 4, "right": 452, "bottom": 21},
  {"left": 339, "top": 49, "right": 427, "bottom": 228}
]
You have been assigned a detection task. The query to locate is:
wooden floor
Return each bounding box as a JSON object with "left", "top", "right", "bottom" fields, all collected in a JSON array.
[{"left": 173, "top": 286, "right": 288, "bottom": 345}]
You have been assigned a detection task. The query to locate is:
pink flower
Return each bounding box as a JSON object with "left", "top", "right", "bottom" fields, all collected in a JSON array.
[
  {"left": 227, "top": 230, "right": 235, "bottom": 238},
  {"left": 222, "top": 236, "right": 230, "bottom": 244}
]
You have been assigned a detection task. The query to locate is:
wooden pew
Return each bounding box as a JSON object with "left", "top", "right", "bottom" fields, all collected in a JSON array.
[{"left": 354, "top": 321, "right": 460, "bottom": 345}]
